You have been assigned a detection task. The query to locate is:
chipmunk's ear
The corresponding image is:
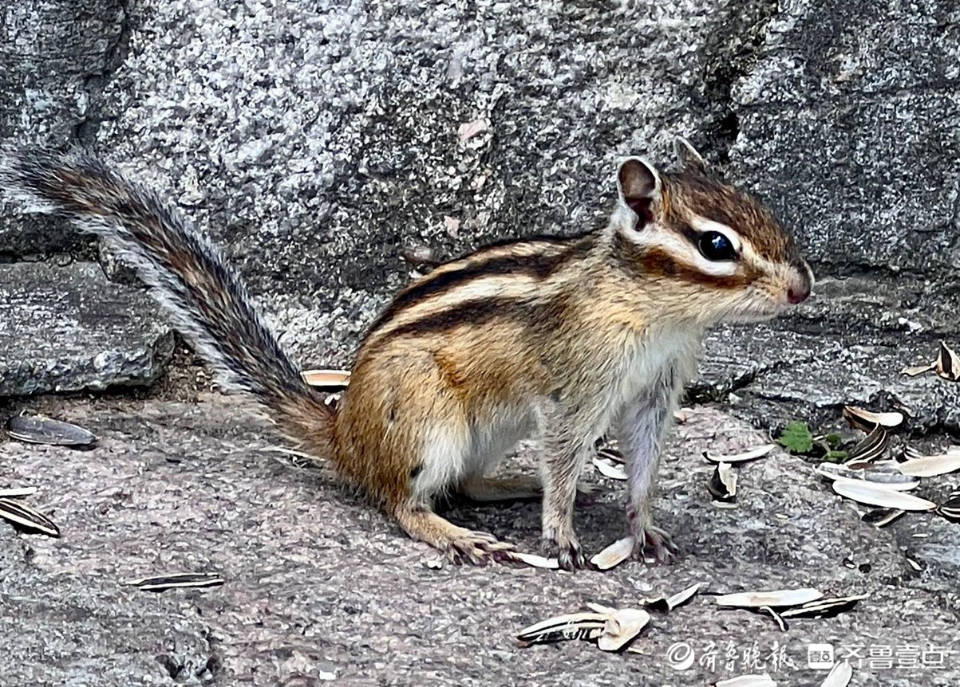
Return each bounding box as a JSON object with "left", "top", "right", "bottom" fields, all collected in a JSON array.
[
  {"left": 617, "top": 157, "right": 661, "bottom": 228},
  {"left": 674, "top": 136, "right": 707, "bottom": 173}
]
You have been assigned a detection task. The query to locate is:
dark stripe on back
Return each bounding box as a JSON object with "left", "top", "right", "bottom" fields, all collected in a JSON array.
[
  {"left": 363, "top": 233, "right": 593, "bottom": 339},
  {"left": 382, "top": 297, "right": 521, "bottom": 340}
]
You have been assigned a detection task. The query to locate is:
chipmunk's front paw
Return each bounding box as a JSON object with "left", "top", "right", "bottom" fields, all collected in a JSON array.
[
  {"left": 541, "top": 531, "right": 586, "bottom": 571},
  {"left": 633, "top": 525, "right": 677, "bottom": 564}
]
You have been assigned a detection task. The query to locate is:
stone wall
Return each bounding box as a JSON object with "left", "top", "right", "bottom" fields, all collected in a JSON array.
[{"left": 1, "top": 0, "right": 958, "bottom": 434}]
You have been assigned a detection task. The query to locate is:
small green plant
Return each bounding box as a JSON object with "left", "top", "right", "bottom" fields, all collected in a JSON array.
[
  {"left": 825, "top": 433, "right": 844, "bottom": 449},
  {"left": 778, "top": 421, "right": 814, "bottom": 454},
  {"left": 825, "top": 449, "right": 848, "bottom": 463}
]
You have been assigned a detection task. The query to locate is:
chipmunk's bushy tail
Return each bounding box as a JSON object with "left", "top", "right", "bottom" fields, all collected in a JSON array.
[{"left": 0, "top": 146, "right": 334, "bottom": 454}]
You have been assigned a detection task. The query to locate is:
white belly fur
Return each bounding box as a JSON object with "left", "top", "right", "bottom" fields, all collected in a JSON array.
[{"left": 412, "top": 326, "right": 702, "bottom": 502}]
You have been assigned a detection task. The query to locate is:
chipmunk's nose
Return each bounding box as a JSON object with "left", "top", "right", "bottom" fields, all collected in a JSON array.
[{"left": 786, "top": 260, "right": 814, "bottom": 304}]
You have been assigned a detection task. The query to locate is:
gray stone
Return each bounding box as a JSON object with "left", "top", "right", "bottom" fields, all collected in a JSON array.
[
  {"left": 2, "top": 395, "right": 959, "bottom": 686},
  {"left": 1, "top": 0, "right": 958, "bottom": 436},
  {"left": 0, "top": 0, "right": 128, "bottom": 255},
  {"left": 1, "top": 1, "right": 959, "bottom": 681},
  {"left": 696, "top": 274, "right": 960, "bottom": 435},
  {"left": 0, "top": 262, "right": 174, "bottom": 396}
]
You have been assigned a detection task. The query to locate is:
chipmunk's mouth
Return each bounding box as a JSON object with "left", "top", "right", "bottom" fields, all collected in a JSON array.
[{"left": 721, "top": 291, "right": 794, "bottom": 323}]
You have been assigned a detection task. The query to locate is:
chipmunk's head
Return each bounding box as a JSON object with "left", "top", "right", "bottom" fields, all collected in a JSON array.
[{"left": 610, "top": 137, "right": 814, "bottom": 325}]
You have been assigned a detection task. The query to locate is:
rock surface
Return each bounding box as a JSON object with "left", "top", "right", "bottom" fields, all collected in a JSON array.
[
  {"left": 0, "top": 262, "right": 173, "bottom": 396},
  {"left": 2, "top": 396, "right": 959, "bottom": 686},
  {"left": 1, "top": 2, "right": 959, "bottom": 685},
  {"left": 1, "top": 0, "right": 957, "bottom": 435},
  {"left": 0, "top": 0, "right": 127, "bottom": 254}
]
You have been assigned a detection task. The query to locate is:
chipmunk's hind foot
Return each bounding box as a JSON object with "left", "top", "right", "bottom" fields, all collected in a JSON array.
[{"left": 393, "top": 505, "right": 516, "bottom": 566}]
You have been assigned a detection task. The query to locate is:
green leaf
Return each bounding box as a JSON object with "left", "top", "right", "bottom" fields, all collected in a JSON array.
[
  {"left": 825, "top": 450, "right": 848, "bottom": 462},
  {"left": 825, "top": 433, "right": 844, "bottom": 449},
  {"left": 778, "top": 421, "right": 814, "bottom": 454}
]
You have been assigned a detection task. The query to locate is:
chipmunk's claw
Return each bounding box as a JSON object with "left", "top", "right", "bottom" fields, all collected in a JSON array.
[
  {"left": 634, "top": 525, "right": 677, "bottom": 564},
  {"left": 541, "top": 536, "right": 586, "bottom": 571},
  {"left": 447, "top": 531, "right": 516, "bottom": 566}
]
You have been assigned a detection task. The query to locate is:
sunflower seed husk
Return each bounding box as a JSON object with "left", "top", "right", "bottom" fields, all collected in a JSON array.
[
  {"left": 584, "top": 601, "right": 617, "bottom": 614},
  {"left": 896, "top": 452, "right": 960, "bottom": 478},
  {"left": 861, "top": 508, "right": 906, "bottom": 527},
  {"left": 936, "top": 493, "right": 960, "bottom": 523},
  {"left": 936, "top": 341, "right": 960, "bottom": 381},
  {"left": 593, "top": 456, "right": 628, "bottom": 480},
  {"left": 0, "top": 498, "right": 60, "bottom": 537},
  {"left": 595, "top": 607, "right": 651, "bottom": 651},
  {"left": 843, "top": 426, "right": 889, "bottom": 466},
  {"left": 715, "top": 674, "right": 777, "bottom": 687},
  {"left": 842, "top": 406, "right": 904, "bottom": 431},
  {"left": 759, "top": 605, "right": 787, "bottom": 632},
  {"left": 0, "top": 487, "right": 38, "bottom": 498},
  {"left": 820, "top": 660, "right": 853, "bottom": 687},
  {"left": 832, "top": 481, "right": 936, "bottom": 511},
  {"left": 647, "top": 582, "right": 704, "bottom": 613},
  {"left": 816, "top": 463, "right": 919, "bottom": 490},
  {"left": 903, "top": 445, "right": 924, "bottom": 460},
  {"left": 831, "top": 475, "right": 918, "bottom": 493},
  {"left": 516, "top": 612, "right": 607, "bottom": 645},
  {"left": 594, "top": 437, "right": 624, "bottom": 463},
  {"left": 779, "top": 594, "right": 868, "bottom": 619},
  {"left": 6, "top": 415, "right": 97, "bottom": 447},
  {"left": 715, "top": 588, "right": 823, "bottom": 609},
  {"left": 597, "top": 446, "right": 623, "bottom": 463},
  {"left": 123, "top": 572, "right": 225, "bottom": 592},
  {"left": 901, "top": 363, "right": 936, "bottom": 377},
  {"left": 708, "top": 462, "right": 737, "bottom": 502},
  {"left": 400, "top": 244, "right": 440, "bottom": 267},
  {"left": 510, "top": 551, "right": 560, "bottom": 569},
  {"left": 590, "top": 536, "right": 635, "bottom": 571},
  {"left": 704, "top": 443, "right": 776, "bottom": 464},
  {"left": 301, "top": 369, "right": 351, "bottom": 391}
]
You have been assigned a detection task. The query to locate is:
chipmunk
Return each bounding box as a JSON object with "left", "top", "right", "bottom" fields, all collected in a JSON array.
[{"left": 0, "top": 139, "right": 812, "bottom": 570}]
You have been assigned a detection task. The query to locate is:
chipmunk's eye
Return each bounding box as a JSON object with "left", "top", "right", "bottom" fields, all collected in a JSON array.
[{"left": 697, "top": 231, "right": 737, "bottom": 261}]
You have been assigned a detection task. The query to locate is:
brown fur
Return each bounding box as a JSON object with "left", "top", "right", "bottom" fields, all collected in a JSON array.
[
  {"left": 662, "top": 170, "right": 797, "bottom": 263},
  {"left": 2, "top": 145, "right": 811, "bottom": 569}
]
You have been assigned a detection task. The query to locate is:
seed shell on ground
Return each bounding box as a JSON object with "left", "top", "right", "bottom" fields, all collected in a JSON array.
[
  {"left": 841, "top": 406, "right": 904, "bottom": 431},
  {"left": 123, "top": 572, "right": 225, "bottom": 592},
  {"left": 592, "top": 456, "right": 628, "bottom": 480},
  {"left": 301, "top": 369, "right": 351, "bottom": 390},
  {"left": 896, "top": 452, "right": 960, "bottom": 477},
  {"left": 0, "top": 497, "right": 60, "bottom": 537},
  {"left": 0, "top": 487, "right": 38, "bottom": 498},
  {"left": 714, "top": 674, "right": 777, "bottom": 687},
  {"left": 832, "top": 481, "right": 936, "bottom": 511},
  {"left": 590, "top": 536, "right": 634, "bottom": 570},
  {"left": 6, "top": 414, "right": 98, "bottom": 447},
  {"left": 704, "top": 443, "right": 776, "bottom": 464},
  {"left": 820, "top": 660, "right": 853, "bottom": 687},
  {"left": 715, "top": 588, "right": 823, "bottom": 609}
]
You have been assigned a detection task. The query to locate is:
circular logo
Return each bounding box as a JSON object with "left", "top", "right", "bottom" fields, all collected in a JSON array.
[{"left": 666, "top": 642, "right": 695, "bottom": 671}]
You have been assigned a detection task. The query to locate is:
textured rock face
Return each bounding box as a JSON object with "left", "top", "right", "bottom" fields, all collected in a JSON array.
[
  {"left": 3, "top": 396, "right": 959, "bottom": 686},
  {"left": 1, "top": 4, "right": 959, "bottom": 685},
  {"left": 0, "top": 0, "right": 126, "bottom": 254},
  {"left": 1, "top": 0, "right": 957, "bottom": 434},
  {"left": 0, "top": 262, "right": 174, "bottom": 396}
]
